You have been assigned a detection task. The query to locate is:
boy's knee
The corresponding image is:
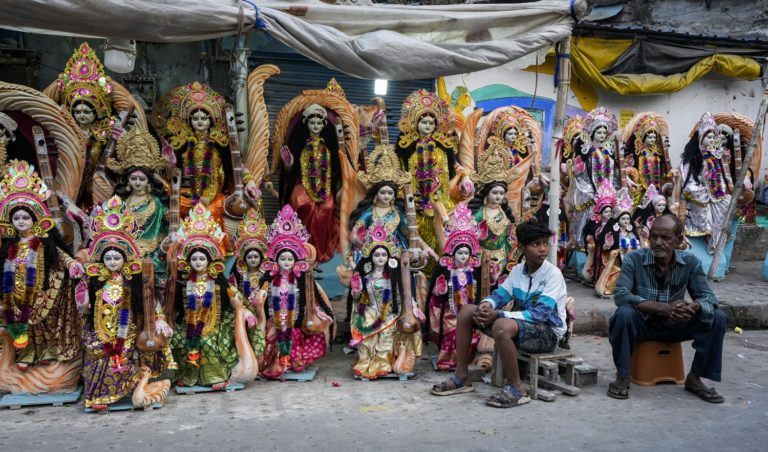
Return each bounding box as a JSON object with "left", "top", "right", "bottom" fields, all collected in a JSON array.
[{"left": 491, "top": 319, "right": 515, "bottom": 340}]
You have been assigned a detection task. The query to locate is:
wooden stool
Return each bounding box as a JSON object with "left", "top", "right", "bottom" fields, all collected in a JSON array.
[
  {"left": 630, "top": 341, "right": 685, "bottom": 386},
  {"left": 491, "top": 348, "right": 578, "bottom": 401}
]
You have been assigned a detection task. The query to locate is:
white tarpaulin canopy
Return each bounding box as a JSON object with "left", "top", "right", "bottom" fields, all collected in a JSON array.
[{"left": 0, "top": 0, "right": 588, "bottom": 79}]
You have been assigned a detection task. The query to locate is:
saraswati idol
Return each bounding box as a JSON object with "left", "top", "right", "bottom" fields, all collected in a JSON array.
[
  {"left": 428, "top": 203, "right": 483, "bottom": 371},
  {"left": 46, "top": 42, "right": 145, "bottom": 215},
  {"left": 154, "top": 82, "right": 259, "bottom": 232},
  {"left": 395, "top": 90, "right": 473, "bottom": 269},
  {"left": 81, "top": 196, "right": 173, "bottom": 411},
  {"left": 258, "top": 205, "right": 335, "bottom": 379},
  {"left": 0, "top": 160, "right": 84, "bottom": 395},
  {"left": 348, "top": 221, "right": 423, "bottom": 378},
  {"left": 170, "top": 203, "right": 261, "bottom": 390}
]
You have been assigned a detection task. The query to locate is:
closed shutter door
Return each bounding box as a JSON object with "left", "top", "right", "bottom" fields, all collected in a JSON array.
[{"left": 248, "top": 51, "right": 434, "bottom": 222}]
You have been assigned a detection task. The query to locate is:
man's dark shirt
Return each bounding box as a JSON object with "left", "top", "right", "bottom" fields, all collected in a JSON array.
[{"left": 614, "top": 248, "right": 718, "bottom": 325}]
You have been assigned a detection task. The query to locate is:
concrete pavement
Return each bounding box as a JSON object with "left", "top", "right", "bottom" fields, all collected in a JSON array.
[{"left": 1, "top": 330, "right": 767, "bottom": 451}]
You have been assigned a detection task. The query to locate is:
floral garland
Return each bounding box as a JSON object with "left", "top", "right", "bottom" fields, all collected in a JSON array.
[
  {"left": 703, "top": 152, "right": 727, "bottom": 198},
  {"left": 353, "top": 271, "right": 392, "bottom": 337},
  {"left": 101, "top": 273, "right": 132, "bottom": 371},
  {"left": 1, "top": 237, "right": 44, "bottom": 347},
  {"left": 448, "top": 268, "right": 474, "bottom": 315},
  {"left": 270, "top": 271, "right": 297, "bottom": 359},
  {"left": 591, "top": 145, "right": 614, "bottom": 186},
  {"left": 184, "top": 273, "right": 215, "bottom": 364},
  {"left": 242, "top": 271, "right": 254, "bottom": 298},
  {"left": 414, "top": 138, "right": 439, "bottom": 211},
  {"left": 184, "top": 136, "right": 215, "bottom": 203},
  {"left": 639, "top": 154, "right": 662, "bottom": 187},
  {"left": 302, "top": 137, "right": 331, "bottom": 203}
]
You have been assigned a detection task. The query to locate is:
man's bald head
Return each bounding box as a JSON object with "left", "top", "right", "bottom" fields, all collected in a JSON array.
[{"left": 652, "top": 214, "right": 684, "bottom": 236}]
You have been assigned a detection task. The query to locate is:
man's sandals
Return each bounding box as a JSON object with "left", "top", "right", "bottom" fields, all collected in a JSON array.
[
  {"left": 486, "top": 385, "right": 531, "bottom": 408},
  {"left": 607, "top": 378, "right": 724, "bottom": 403},
  {"left": 430, "top": 375, "right": 474, "bottom": 396},
  {"left": 685, "top": 384, "right": 724, "bottom": 403}
]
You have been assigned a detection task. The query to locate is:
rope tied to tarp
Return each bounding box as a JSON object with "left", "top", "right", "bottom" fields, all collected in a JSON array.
[
  {"left": 570, "top": 0, "right": 578, "bottom": 23},
  {"left": 242, "top": 0, "right": 267, "bottom": 31}
]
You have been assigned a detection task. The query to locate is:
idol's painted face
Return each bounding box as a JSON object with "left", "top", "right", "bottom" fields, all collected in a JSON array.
[
  {"left": 278, "top": 251, "right": 295, "bottom": 272},
  {"left": 504, "top": 127, "right": 518, "bottom": 146},
  {"left": 701, "top": 131, "right": 716, "bottom": 150},
  {"left": 653, "top": 198, "right": 667, "bottom": 213},
  {"left": 376, "top": 185, "right": 395, "bottom": 206},
  {"left": 103, "top": 250, "right": 125, "bottom": 273},
  {"left": 72, "top": 103, "right": 96, "bottom": 127},
  {"left": 486, "top": 185, "right": 506, "bottom": 206},
  {"left": 417, "top": 115, "right": 436, "bottom": 137},
  {"left": 453, "top": 246, "right": 471, "bottom": 266},
  {"left": 593, "top": 126, "right": 608, "bottom": 143},
  {"left": 128, "top": 170, "right": 149, "bottom": 194},
  {"left": 190, "top": 251, "right": 209, "bottom": 272},
  {"left": 601, "top": 207, "right": 613, "bottom": 221},
  {"left": 245, "top": 250, "right": 262, "bottom": 271},
  {"left": 619, "top": 213, "right": 631, "bottom": 229},
  {"left": 306, "top": 115, "right": 325, "bottom": 136},
  {"left": 11, "top": 209, "right": 33, "bottom": 234},
  {"left": 371, "top": 247, "right": 389, "bottom": 269},
  {"left": 645, "top": 131, "right": 657, "bottom": 147},
  {"left": 190, "top": 110, "right": 211, "bottom": 132}
]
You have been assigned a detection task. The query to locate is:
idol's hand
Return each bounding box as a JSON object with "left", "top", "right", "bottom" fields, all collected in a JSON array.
[
  {"left": 155, "top": 318, "right": 173, "bottom": 337},
  {"left": 68, "top": 261, "right": 85, "bottom": 279},
  {"left": 244, "top": 180, "right": 261, "bottom": 201},
  {"left": 245, "top": 311, "right": 257, "bottom": 329},
  {"left": 75, "top": 280, "right": 90, "bottom": 313},
  {"left": 280, "top": 145, "right": 294, "bottom": 168},
  {"left": 64, "top": 203, "right": 88, "bottom": 225},
  {"left": 350, "top": 273, "right": 363, "bottom": 296},
  {"left": 110, "top": 125, "right": 125, "bottom": 142}
]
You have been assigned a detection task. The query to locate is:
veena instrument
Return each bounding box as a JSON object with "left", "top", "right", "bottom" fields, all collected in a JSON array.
[{"left": 223, "top": 104, "right": 251, "bottom": 219}]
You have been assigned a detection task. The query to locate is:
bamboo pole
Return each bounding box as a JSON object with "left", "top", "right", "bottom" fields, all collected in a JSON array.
[
  {"left": 548, "top": 38, "right": 571, "bottom": 264},
  {"left": 233, "top": 34, "right": 250, "bottom": 149},
  {"left": 707, "top": 78, "right": 768, "bottom": 279}
]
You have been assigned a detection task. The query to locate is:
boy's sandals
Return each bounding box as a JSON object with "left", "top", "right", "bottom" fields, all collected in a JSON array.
[
  {"left": 430, "top": 375, "right": 474, "bottom": 396},
  {"left": 486, "top": 385, "right": 531, "bottom": 408},
  {"left": 607, "top": 380, "right": 630, "bottom": 400}
]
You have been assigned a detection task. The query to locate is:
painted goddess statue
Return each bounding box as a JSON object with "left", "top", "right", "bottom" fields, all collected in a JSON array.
[
  {"left": 594, "top": 188, "right": 639, "bottom": 298},
  {"left": 257, "top": 205, "right": 335, "bottom": 379},
  {"left": 428, "top": 203, "right": 483, "bottom": 370},
  {"left": 395, "top": 89, "right": 473, "bottom": 265},
  {"left": 348, "top": 222, "right": 423, "bottom": 378},
  {"left": 154, "top": 82, "right": 259, "bottom": 231},
  {"left": 170, "top": 203, "right": 262, "bottom": 390},
  {"left": 81, "top": 196, "right": 173, "bottom": 411},
  {"left": 680, "top": 112, "right": 741, "bottom": 253},
  {"left": 107, "top": 127, "right": 170, "bottom": 285},
  {"left": 569, "top": 107, "right": 621, "bottom": 250}
]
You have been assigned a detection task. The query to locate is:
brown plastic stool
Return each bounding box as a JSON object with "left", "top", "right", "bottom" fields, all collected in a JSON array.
[{"left": 630, "top": 341, "right": 685, "bottom": 386}]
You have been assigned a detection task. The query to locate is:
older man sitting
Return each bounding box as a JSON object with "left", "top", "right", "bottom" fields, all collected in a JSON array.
[{"left": 607, "top": 214, "right": 727, "bottom": 403}]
